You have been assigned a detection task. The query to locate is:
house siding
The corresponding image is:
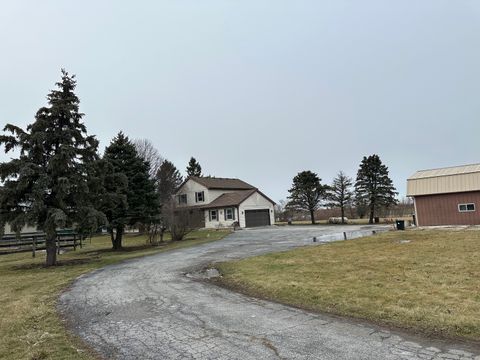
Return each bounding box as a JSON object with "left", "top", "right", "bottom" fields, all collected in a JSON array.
[
  {"left": 414, "top": 191, "right": 480, "bottom": 226},
  {"left": 176, "top": 180, "right": 246, "bottom": 207},
  {"left": 204, "top": 207, "right": 239, "bottom": 229},
  {"left": 238, "top": 192, "right": 275, "bottom": 228}
]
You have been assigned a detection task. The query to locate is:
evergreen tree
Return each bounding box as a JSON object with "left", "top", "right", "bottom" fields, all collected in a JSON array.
[
  {"left": 286, "top": 171, "right": 328, "bottom": 224},
  {"left": 186, "top": 157, "right": 202, "bottom": 177},
  {"left": 327, "top": 171, "right": 353, "bottom": 224},
  {"left": 103, "top": 132, "right": 158, "bottom": 249},
  {"left": 157, "top": 160, "right": 183, "bottom": 206},
  {"left": 355, "top": 154, "right": 398, "bottom": 224},
  {"left": 0, "top": 70, "right": 104, "bottom": 266}
]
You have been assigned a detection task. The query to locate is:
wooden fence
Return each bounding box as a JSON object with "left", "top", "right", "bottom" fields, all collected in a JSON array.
[{"left": 0, "top": 230, "right": 84, "bottom": 257}]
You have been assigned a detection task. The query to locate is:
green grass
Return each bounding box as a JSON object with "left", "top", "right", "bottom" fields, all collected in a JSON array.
[
  {"left": 216, "top": 229, "right": 480, "bottom": 341},
  {"left": 0, "top": 230, "right": 230, "bottom": 360}
]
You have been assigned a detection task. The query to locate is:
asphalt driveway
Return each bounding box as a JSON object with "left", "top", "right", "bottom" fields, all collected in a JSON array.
[{"left": 58, "top": 226, "right": 480, "bottom": 360}]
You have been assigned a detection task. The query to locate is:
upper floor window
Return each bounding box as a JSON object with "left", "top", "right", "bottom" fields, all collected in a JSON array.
[
  {"left": 458, "top": 203, "right": 475, "bottom": 212},
  {"left": 225, "top": 208, "right": 235, "bottom": 220},
  {"left": 195, "top": 191, "right": 204, "bottom": 203},
  {"left": 178, "top": 194, "right": 187, "bottom": 205}
]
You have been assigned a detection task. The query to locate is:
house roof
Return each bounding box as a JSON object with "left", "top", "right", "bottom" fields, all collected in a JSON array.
[
  {"left": 188, "top": 176, "right": 255, "bottom": 190},
  {"left": 201, "top": 189, "right": 258, "bottom": 209},
  {"left": 407, "top": 163, "right": 480, "bottom": 196}
]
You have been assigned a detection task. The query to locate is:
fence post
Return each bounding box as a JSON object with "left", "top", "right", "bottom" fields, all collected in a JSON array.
[
  {"left": 73, "top": 234, "right": 77, "bottom": 251},
  {"left": 32, "top": 236, "right": 36, "bottom": 258},
  {"left": 343, "top": 232, "right": 347, "bottom": 240}
]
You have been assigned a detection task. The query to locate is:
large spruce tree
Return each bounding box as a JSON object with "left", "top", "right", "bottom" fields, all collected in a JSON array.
[
  {"left": 355, "top": 154, "right": 398, "bottom": 224},
  {"left": 157, "top": 160, "right": 183, "bottom": 207},
  {"left": 0, "top": 70, "right": 104, "bottom": 266},
  {"left": 186, "top": 157, "right": 202, "bottom": 177},
  {"left": 103, "top": 132, "right": 158, "bottom": 249},
  {"left": 286, "top": 171, "right": 328, "bottom": 224}
]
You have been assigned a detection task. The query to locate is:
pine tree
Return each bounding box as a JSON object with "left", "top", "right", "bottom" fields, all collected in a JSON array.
[
  {"left": 157, "top": 160, "right": 183, "bottom": 206},
  {"left": 103, "top": 132, "right": 159, "bottom": 249},
  {"left": 355, "top": 154, "right": 398, "bottom": 224},
  {"left": 0, "top": 70, "right": 104, "bottom": 266},
  {"left": 327, "top": 171, "right": 353, "bottom": 224},
  {"left": 286, "top": 171, "right": 328, "bottom": 224},
  {"left": 186, "top": 157, "right": 202, "bottom": 177}
]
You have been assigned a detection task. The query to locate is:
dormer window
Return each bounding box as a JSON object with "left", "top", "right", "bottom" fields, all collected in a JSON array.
[
  {"left": 195, "top": 191, "right": 205, "bottom": 203},
  {"left": 178, "top": 194, "right": 187, "bottom": 204}
]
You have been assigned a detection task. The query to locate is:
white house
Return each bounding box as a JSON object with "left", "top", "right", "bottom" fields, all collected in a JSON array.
[{"left": 175, "top": 176, "right": 275, "bottom": 228}]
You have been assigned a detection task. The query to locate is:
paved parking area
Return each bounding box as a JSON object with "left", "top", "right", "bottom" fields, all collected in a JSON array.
[{"left": 58, "top": 226, "right": 480, "bottom": 360}]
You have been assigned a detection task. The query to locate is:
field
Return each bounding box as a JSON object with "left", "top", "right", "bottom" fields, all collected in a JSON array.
[
  {"left": 216, "top": 229, "right": 480, "bottom": 341},
  {"left": 0, "top": 230, "right": 230, "bottom": 360}
]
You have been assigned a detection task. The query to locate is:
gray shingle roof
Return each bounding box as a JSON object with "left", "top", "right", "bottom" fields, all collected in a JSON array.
[
  {"left": 189, "top": 176, "right": 255, "bottom": 190},
  {"left": 201, "top": 189, "right": 258, "bottom": 209}
]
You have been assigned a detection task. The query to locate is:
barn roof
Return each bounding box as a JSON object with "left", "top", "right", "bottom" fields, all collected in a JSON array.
[
  {"left": 408, "top": 163, "right": 480, "bottom": 180},
  {"left": 407, "top": 163, "right": 480, "bottom": 196}
]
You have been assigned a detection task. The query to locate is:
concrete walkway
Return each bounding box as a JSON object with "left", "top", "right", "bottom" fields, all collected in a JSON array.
[{"left": 58, "top": 226, "right": 480, "bottom": 360}]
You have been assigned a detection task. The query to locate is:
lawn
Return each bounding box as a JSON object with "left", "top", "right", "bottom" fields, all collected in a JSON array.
[
  {"left": 216, "top": 229, "right": 480, "bottom": 341},
  {"left": 0, "top": 230, "right": 230, "bottom": 360}
]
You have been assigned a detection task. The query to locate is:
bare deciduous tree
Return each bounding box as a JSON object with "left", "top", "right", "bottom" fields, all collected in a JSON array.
[
  {"left": 133, "top": 138, "right": 164, "bottom": 179},
  {"left": 163, "top": 200, "right": 195, "bottom": 241}
]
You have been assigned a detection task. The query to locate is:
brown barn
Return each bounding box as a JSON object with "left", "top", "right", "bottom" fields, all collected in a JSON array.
[{"left": 407, "top": 164, "right": 480, "bottom": 226}]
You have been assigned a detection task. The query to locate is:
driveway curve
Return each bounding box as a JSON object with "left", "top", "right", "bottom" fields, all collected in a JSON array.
[{"left": 58, "top": 226, "right": 480, "bottom": 360}]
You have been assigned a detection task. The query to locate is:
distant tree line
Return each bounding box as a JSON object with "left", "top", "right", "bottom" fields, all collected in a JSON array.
[
  {"left": 285, "top": 154, "right": 398, "bottom": 225},
  {"left": 0, "top": 70, "right": 205, "bottom": 266}
]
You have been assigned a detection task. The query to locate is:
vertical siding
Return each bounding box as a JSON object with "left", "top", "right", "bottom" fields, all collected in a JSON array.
[{"left": 415, "top": 191, "right": 480, "bottom": 226}]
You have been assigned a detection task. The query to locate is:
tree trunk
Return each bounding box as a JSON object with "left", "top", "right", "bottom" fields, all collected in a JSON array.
[
  {"left": 112, "top": 225, "right": 124, "bottom": 250},
  {"left": 341, "top": 206, "right": 345, "bottom": 224},
  {"left": 45, "top": 236, "right": 57, "bottom": 266},
  {"left": 110, "top": 229, "right": 115, "bottom": 248},
  {"left": 310, "top": 209, "right": 316, "bottom": 224},
  {"left": 369, "top": 204, "right": 375, "bottom": 224},
  {"left": 160, "top": 227, "right": 164, "bottom": 243}
]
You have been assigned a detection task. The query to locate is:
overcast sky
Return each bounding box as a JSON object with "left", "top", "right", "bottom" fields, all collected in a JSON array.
[{"left": 1, "top": 1, "right": 479, "bottom": 202}]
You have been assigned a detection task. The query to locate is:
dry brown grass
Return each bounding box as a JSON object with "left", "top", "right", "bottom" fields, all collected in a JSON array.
[
  {"left": 0, "top": 230, "right": 230, "bottom": 360},
  {"left": 216, "top": 229, "right": 480, "bottom": 341}
]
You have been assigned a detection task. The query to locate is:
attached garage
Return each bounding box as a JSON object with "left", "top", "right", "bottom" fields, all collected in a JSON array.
[{"left": 245, "top": 209, "right": 271, "bottom": 227}]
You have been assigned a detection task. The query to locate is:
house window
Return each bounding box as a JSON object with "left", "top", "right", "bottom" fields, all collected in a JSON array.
[
  {"left": 178, "top": 194, "right": 187, "bottom": 205},
  {"left": 195, "top": 191, "right": 204, "bottom": 203},
  {"left": 209, "top": 210, "right": 218, "bottom": 221},
  {"left": 458, "top": 203, "right": 475, "bottom": 212},
  {"left": 225, "top": 208, "right": 235, "bottom": 220}
]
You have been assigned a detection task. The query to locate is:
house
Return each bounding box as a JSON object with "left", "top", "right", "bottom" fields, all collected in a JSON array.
[
  {"left": 407, "top": 163, "right": 480, "bottom": 226},
  {"left": 175, "top": 176, "right": 275, "bottom": 228}
]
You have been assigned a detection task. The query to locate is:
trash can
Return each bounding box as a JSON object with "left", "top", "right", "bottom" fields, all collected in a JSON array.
[{"left": 396, "top": 220, "right": 405, "bottom": 230}]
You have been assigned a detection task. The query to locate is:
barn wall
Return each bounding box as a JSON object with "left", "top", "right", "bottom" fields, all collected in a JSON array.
[{"left": 414, "top": 191, "right": 480, "bottom": 226}]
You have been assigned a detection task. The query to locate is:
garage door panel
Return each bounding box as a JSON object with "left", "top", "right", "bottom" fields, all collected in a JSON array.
[{"left": 245, "top": 209, "right": 270, "bottom": 227}]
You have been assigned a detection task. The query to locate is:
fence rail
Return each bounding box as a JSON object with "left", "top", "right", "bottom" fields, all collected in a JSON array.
[{"left": 0, "top": 231, "right": 83, "bottom": 257}]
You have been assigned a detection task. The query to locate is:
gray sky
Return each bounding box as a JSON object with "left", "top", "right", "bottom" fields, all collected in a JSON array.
[{"left": 1, "top": 1, "right": 479, "bottom": 202}]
